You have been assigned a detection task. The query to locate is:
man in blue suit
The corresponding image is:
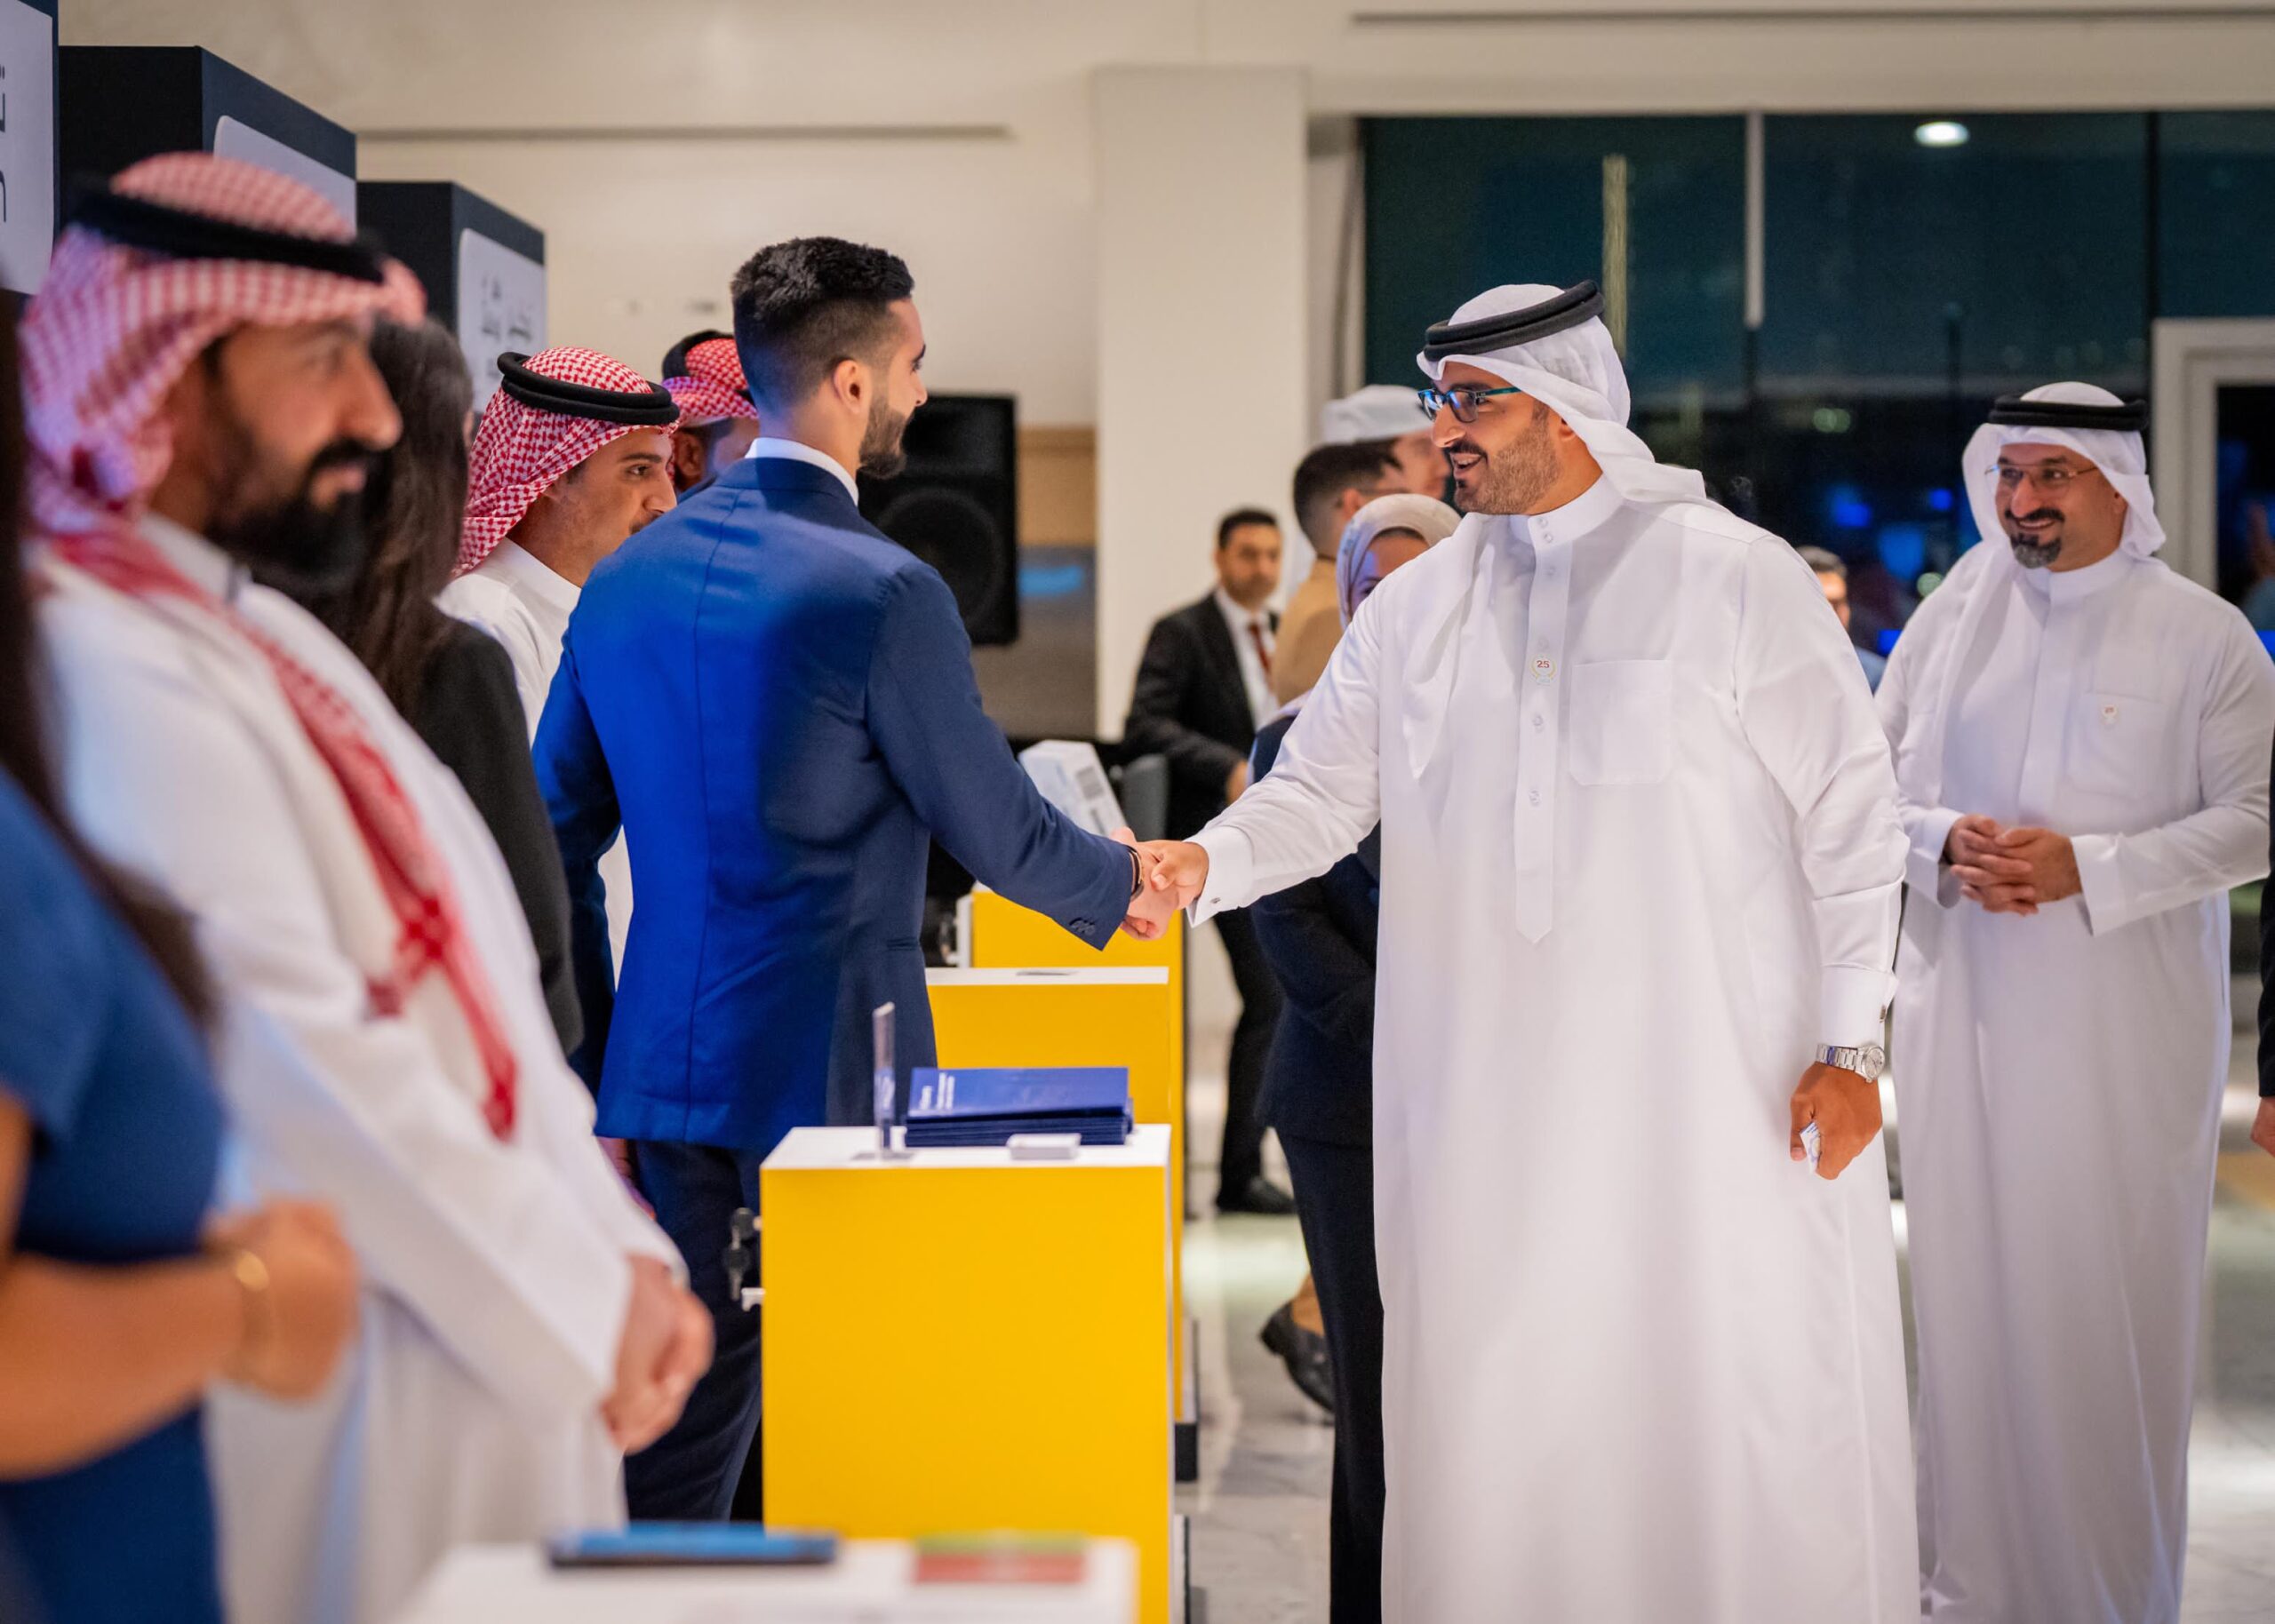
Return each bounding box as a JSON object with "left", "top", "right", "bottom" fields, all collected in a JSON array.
[{"left": 537, "top": 236, "right": 1159, "bottom": 1518}]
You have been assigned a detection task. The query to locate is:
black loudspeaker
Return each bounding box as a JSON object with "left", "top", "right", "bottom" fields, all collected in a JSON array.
[{"left": 858, "top": 394, "right": 1018, "bottom": 647}]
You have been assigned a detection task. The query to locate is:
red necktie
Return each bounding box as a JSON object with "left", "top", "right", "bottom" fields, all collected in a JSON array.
[{"left": 1248, "top": 617, "right": 1273, "bottom": 681}]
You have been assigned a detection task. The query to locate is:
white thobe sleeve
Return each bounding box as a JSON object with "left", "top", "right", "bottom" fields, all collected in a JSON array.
[
  {"left": 63, "top": 658, "right": 634, "bottom": 1421},
  {"left": 1872, "top": 604, "right": 1964, "bottom": 907},
  {"left": 1736, "top": 542, "right": 1907, "bottom": 1047},
  {"left": 1187, "top": 593, "right": 1384, "bottom": 922},
  {"left": 2073, "top": 617, "right": 2275, "bottom": 935}
]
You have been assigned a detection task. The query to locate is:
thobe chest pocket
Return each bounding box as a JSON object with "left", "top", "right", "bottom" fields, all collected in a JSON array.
[
  {"left": 2066, "top": 689, "right": 2170, "bottom": 798},
  {"left": 1566, "top": 658, "right": 1673, "bottom": 785}
]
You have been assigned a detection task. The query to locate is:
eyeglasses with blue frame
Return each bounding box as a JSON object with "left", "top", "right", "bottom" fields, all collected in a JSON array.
[{"left": 1416, "top": 384, "right": 1526, "bottom": 424}]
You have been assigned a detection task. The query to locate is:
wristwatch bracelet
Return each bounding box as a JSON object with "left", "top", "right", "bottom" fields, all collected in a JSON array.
[{"left": 1815, "top": 1041, "right": 1887, "bottom": 1079}]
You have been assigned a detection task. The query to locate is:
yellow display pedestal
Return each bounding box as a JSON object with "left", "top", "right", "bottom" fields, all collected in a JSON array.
[
  {"left": 922, "top": 967, "right": 1189, "bottom": 1437},
  {"left": 762, "top": 1126, "right": 1174, "bottom": 1624},
  {"left": 964, "top": 889, "right": 1185, "bottom": 1108}
]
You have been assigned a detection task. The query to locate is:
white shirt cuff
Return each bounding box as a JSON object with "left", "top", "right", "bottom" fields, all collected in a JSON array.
[
  {"left": 1909, "top": 806, "right": 1964, "bottom": 906},
  {"left": 1819, "top": 965, "right": 1894, "bottom": 1051},
  {"left": 2072, "top": 832, "right": 2126, "bottom": 935},
  {"left": 1188, "top": 825, "right": 1256, "bottom": 926}
]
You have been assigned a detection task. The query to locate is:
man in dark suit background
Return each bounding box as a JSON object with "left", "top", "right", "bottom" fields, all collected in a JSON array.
[
  {"left": 1124, "top": 509, "right": 1291, "bottom": 1214},
  {"left": 539, "top": 236, "right": 1161, "bottom": 1520}
]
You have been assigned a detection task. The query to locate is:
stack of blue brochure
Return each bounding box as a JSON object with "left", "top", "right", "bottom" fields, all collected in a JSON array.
[{"left": 904, "top": 1066, "right": 1132, "bottom": 1148}]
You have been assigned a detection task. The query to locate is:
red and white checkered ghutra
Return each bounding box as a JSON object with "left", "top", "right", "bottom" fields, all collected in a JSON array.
[
  {"left": 22, "top": 151, "right": 525, "bottom": 1139},
  {"left": 661, "top": 336, "right": 759, "bottom": 428},
  {"left": 457, "top": 346, "right": 681, "bottom": 577}
]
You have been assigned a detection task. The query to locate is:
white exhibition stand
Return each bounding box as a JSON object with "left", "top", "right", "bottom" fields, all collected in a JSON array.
[{"left": 395, "top": 1537, "right": 1135, "bottom": 1623}]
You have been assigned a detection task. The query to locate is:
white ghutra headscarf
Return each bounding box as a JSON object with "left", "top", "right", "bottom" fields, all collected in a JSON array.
[
  {"left": 1911, "top": 382, "right": 2161, "bottom": 808},
  {"left": 1401, "top": 282, "right": 1736, "bottom": 770}
]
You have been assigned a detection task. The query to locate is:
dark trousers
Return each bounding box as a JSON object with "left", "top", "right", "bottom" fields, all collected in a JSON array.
[
  {"left": 1214, "top": 907, "right": 1283, "bottom": 1198},
  {"left": 1280, "top": 1131, "right": 1385, "bottom": 1624},
  {"left": 624, "top": 1141, "right": 766, "bottom": 1522}
]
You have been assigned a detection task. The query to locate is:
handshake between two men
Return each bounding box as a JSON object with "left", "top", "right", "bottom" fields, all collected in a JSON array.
[
  {"left": 1101, "top": 828, "right": 1886, "bottom": 1182},
  {"left": 1109, "top": 831, "right": 1210, "bottom": 943}
]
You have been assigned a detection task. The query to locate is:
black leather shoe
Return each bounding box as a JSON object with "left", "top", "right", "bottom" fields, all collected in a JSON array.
[
  {"left": 1216, "top": 1175, "right": 1297, "bottom": 1215},
  {"left": 1260, "top": 1301, "right": 1335, "bottom": 1415}
]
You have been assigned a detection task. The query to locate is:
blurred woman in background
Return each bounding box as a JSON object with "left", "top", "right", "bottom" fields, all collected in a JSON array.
[{"left": 286, "top": 318, "right": 581, "bottom": 1057}]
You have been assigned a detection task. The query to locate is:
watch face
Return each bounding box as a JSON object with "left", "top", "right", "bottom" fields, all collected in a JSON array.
[{"left": 1861, "top": 1045, "right": 1888, "bottom": 1075}]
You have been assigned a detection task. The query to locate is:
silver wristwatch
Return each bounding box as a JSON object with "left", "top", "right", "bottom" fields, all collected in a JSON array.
[{"left": 1816, "top": 1041, "right": 1887, "bottom": 1079}]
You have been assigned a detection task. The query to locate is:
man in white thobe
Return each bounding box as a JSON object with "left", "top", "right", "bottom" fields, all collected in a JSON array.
[
  {"left": 441, "top": 346, "right": 676, "bottom": 968},
  {"left": 1879, "top": 383, "right": 2275, "bottom": 1624},
  {"left": 23, "top": 156, "right": 708, "bottom": 1624},
  {"left": 1135, "top": 281, "right": 1916, "bottom": 1622}
]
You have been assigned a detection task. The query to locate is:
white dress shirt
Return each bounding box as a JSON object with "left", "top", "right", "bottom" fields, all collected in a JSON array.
[
  {"left": 1212, "top": 586, "right": 1279, "bottom": 729},
  {"left": 745, "top": 434, "right": 861, "bottom": 502}
]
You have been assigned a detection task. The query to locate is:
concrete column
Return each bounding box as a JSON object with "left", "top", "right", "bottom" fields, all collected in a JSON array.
[{"left": 1094, "top": 65, "right": 1309, "bottom": 739}]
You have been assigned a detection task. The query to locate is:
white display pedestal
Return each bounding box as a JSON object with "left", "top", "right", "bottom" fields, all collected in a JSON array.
[{"left": 395, "top": 1537, "right": 1135, "bottom": 1623}]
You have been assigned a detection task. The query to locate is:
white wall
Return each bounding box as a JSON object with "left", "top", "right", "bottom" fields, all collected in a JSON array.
[
  {"left": 67, "top": 0, "right": 1209, "bottom": 424},
  {"left": 354, "top": 131, "right": 1103, "bottom": 422},
  {"left": 1094, "top": 67, "right": 1311, "bottom": 736}
]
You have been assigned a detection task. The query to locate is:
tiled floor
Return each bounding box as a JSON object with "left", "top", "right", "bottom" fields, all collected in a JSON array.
[{"left": 1172, "top": 935, "right": 2275, "bottom": 1621}]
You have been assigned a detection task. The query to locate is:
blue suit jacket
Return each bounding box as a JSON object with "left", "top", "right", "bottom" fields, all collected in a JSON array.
[{"left": 535, "top": 454, "right": 1132, "bottom": 1155}]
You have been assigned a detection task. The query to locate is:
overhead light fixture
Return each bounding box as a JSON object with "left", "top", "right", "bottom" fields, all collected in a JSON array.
[{"left": 1914, "top": 121, "right": 1970, "bottom": 149}]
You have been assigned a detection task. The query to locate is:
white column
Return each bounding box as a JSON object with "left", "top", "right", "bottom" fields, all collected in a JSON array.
[{"left": 1093, "top": 65, "right": 1309, "bottom": 739}]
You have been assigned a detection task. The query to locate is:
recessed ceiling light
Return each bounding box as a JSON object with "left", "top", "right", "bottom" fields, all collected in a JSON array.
[{"left": 1915, "top": 121, "right": 1970, "bottom": 148}]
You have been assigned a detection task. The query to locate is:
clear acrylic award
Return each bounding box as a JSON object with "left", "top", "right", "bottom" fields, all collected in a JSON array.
[{"left": 872, "top": 1002, "right": 899, "bottom": 1158}]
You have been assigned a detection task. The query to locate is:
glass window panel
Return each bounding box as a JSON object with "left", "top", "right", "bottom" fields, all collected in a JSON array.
[
  {"left": 2216, "top": 386, "right": 2275, "bottom": 618},
  {"left": 2158, "top": 111, "right": 2275, "bottom": 320},
  {"left": 1761, "top": 113, "right": 2149, "bottom": 395},
  {"left": 1753, "top": 114, "right": 2148, "bottom": 614},
  {"left": 1361, "top": 117, "right": 1746, "bottom": 410}
]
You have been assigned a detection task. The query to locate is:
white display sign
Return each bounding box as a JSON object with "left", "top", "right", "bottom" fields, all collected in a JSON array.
[
  {"left": 212, "top": 115, "right": 356, "bottom": 225},
  {"left": 0, "top": 0, "right": 55, "bottom": 296},
  {"left": 457, "top": 226, "right": 546, "bottom": 410},
  {"left": 1018, "top": 740, "right": 1127, "bottom": 837}
]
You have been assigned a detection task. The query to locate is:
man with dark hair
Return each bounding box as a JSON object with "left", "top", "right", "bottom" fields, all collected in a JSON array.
[
  {"left": 659, "top": 330, "right": 762, "bottom": 496},
  {"left": 538, "top": 235, "right": 1166, "bottom": 1519},
  {"left": 1321, "top": 384, "right": 1446, "bottom": 498},
  {"left": 1796, "top": 545, "right": 1886, "bottom": 689},
  {"left": 1124, "top": 507, "right": 1291, "bottom": 1214},
  {"left": 1275, "top": 443, "right": 1398, "bottom": 705}
]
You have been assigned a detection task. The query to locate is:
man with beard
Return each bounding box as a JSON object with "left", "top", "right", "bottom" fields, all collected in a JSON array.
[
  {"left": 660, "top": 329, "right": 763, "bottom": 495},
  {"left": 25, "top": 155, "right": 706, "bottom": 1624},
  {"left": 1130, "top": 282, "right": 1916, "bottom": 1622},
  {"left": 1878, "top": 383, "right": 2275, "bottom": 1624},
  {"left": 538, "top": 235, "right": 1164, "bottom": 1518}
]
